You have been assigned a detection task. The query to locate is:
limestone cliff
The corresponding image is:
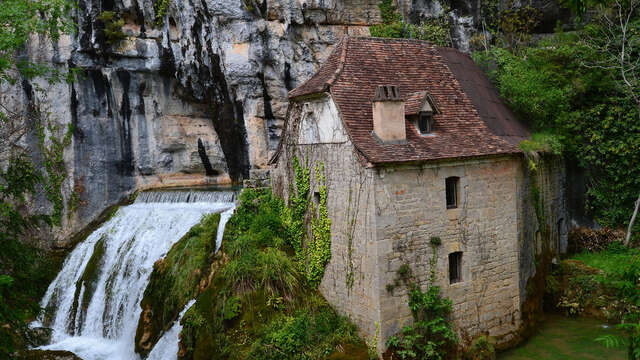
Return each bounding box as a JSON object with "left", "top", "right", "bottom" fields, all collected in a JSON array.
[{"left": 2, "top": 0, "right": 571, "bottom": 246}]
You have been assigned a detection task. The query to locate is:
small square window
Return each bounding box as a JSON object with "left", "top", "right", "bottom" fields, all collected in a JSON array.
[
  {"left": 449, "top": 252, "right": 462, "bottom": 284},
  {"left": 445, "top": 177, "right": 459, "bottom": 209}
]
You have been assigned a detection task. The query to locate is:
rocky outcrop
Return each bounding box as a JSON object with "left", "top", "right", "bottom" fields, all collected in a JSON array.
[{"left": 2, "top": 0, "right": 573, "bottom": 247}]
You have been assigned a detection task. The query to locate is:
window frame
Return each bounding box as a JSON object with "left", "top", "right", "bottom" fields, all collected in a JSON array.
[
  {"left": 449, "top": 251, "right": 462, "bottom": 284},
  {"left": 417, "top": 112, "right": 433, "bottom": 134},
  {"left": 445, "top": 177, "right": 459, "bottom": 209}
]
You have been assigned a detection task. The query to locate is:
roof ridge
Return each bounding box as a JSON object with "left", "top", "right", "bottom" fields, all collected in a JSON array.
[{"left": 324, "top": 36, "right": 349, "bottom": 91}]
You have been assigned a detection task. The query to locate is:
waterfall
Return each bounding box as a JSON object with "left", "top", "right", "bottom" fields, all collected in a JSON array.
[
  {"left": 146, "top": 300, "right": 196, "bottom": 360},
  {"left": 34, "top": 191, "right": 236, "bottom": 360}
]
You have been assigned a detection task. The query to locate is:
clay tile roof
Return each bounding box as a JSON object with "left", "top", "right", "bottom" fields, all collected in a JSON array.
[
  {"left": 404, "top": 91, "right": 427, "bottom": 115},
  {"left": 436, "top": 47, "right": 530, "bottom": 145},
  {"left": 288, "top": 37, "right": 524, "bottom": 164}
]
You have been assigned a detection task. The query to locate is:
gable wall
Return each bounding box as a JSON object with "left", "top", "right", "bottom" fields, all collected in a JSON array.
[{"left": 271, "top": 96, "right": 382, "bottom": 339}]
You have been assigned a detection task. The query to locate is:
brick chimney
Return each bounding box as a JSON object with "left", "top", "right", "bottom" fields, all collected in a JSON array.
[{"left": 372, "top": 85, "right": 406, "bottom": 144}]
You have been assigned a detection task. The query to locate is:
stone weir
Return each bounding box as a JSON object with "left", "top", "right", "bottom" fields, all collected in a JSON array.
[{"left": 135, "top": 189, "right": 239, "bottom": 204}]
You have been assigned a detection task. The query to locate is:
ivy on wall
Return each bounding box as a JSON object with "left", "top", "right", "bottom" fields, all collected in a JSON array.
[
  {"left": 284, "top": 156, "right": 332, "bottom": 289},
  {"left": 35, "top": 117, "right": 73, "bottom": 226}
]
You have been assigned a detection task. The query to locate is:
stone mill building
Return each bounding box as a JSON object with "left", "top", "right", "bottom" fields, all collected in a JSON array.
[{"left": 270, "top": 36, "right": 568, "bottom": 349}]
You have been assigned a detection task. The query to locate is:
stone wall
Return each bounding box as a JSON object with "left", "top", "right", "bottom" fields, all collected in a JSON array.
[
  {"left": 373, "top": 157, "right": 524, "bottom": 347},
  {"left": 516, "top": 154, "right": 568, "bottom": 331},
  {"left": 271, "top": 97, "right": 382, "bottom": 340}
]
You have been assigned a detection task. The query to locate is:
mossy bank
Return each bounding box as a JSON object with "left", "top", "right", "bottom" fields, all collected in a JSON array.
[{"left": 136, "top": 189, "right": 368, "bottom": 359}]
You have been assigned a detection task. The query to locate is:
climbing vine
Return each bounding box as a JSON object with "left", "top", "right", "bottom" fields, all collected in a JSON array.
[
  {"left": 284, "top": 156, "right": 331, "bottom": 288},
  {"left": 35, "top": 117, "right": 73, "bottom": 226},
  {"left": 308, "top": 162, "right": 331, "bottom": 287},
  {"left": 386, "top": 257, "right": 458, "bottom": 359},
  {"left": 346, "top": 188, "right": 355, "bottom": 290}
]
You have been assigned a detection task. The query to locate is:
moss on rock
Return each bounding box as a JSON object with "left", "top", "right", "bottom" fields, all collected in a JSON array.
[
  {"left": 135, "top": 213, "right": 221, "bottom": 357},
  {"left": 177, "top": 189, "right": 367, "bottom": 360}
]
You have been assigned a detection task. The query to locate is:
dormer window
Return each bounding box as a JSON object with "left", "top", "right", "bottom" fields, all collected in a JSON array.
[
  {"left": 404, "top": 90, "right": 440, "bottom": 136},
  {"left": 418, "top": 112, "right": 434, "bottom": 134}
]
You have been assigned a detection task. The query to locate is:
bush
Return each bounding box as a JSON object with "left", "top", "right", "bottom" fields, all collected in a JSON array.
[
  {"left": 387, "top": 284, "right": 458, "bottom": 359},
  {"left": 369, "top": 0, "right": 451, "bottom": 46},
  {"left": 97, "top": 11, "right": 126, "bottom": 46}
]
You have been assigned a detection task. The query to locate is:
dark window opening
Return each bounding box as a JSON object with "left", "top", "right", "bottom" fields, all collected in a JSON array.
[
  {"left": 446, "top": 177, "right": 459, "bottom": 209},
  {"left": 449, "top": 252, "right": 462, "bottom": 284},
  {"left": 418, "top": 112, "right": 433, "bottom": 134}
]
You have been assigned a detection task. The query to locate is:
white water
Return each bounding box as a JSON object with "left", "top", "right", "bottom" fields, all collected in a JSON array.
[
  {"left": 34, "top": 195, "right": 235, "bottom": 360},
  {"left": 147, "top": 300, "right": 196, "bottom": 360}
]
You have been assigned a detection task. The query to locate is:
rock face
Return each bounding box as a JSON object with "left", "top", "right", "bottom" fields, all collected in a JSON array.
[{"left": 2, "top": 0, "right": 572, "bottom": 246}]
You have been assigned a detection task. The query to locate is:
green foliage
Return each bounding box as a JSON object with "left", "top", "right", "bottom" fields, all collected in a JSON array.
[
  {"left": 573, "top": 241, "right": 639, "bottom": 275},
  {"left": 387, "top": 245, "right": 457, "bottom": 359},
  {"left": 0, "top": 153, "right": 64, "bottom": 354},
  {"left": 464, "top": 336, "right": 496, "bottom": 360},
  {"left": 283, "top": 157, "right": 332, "bottom": 289},
  {"left": 308, "top": 162, "right": 331, "bottom": 288},
  {"left": 154, "top": 0, "right": 170, "bottom": 24},
  {"left": 178, "top": 189, "right": 367, "bottom": 359},
  {"left": 0, "top": 1, "right": 74, "bottom": 356},
  {"left": 0, "top": 0, "right": 74, "bottom": 84},
  {"left": 519, "top": 133, "right": 563, "bottom": 155},
  {"left": 35, "top": 119, "right": 73, "bottom": 226},
  {"left": 370, "top": 0, "right": 451, "bottom": 46},
  {"left": 387, "top": 284, "right": 458, "bottom": 359},
  {"left": 429, "top": 236, "right": 442, "bottom": 247},
  {"left": 474, "top": 31, "right": 640, "bottom": 227},
  {"left": 284, "top": 156, "right": 310, "bottom": 271},
  {"left": 96, "top": 11, "right": 126, "bottom": 46}
]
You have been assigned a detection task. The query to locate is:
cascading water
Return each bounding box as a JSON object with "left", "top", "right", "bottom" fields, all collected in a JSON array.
[{"left": 33, "top": 190, "right": 237, "bottom": 359}]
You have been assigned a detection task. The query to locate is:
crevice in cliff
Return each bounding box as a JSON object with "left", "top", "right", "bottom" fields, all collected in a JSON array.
[
  {"left": 197, "top": 138, "right": 219, "bottom": 176},
  {"left": 115, "top": 71, "right": 135, "bottom": 177}
]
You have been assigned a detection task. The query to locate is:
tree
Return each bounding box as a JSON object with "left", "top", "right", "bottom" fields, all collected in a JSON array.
[
  {"left": 0, "top": 0, "right": 74, "bottom": 356},
  {"left": 579, "top": 0, "right": 640, "bottom": 244}
]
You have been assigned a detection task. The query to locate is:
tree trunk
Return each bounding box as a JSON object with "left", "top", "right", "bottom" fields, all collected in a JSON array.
[{"left": 625, "top": 194, "right": 640, "bottom": 247}]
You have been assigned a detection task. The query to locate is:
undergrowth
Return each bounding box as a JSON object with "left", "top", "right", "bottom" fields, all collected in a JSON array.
[{"left": 178, "top": 189, "right": 366, "bottom": 360}]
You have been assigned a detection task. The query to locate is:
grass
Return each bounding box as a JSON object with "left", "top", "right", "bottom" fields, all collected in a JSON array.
[
  {"left": 178, "top": 189, "right": 367, "bottom": 360},
  {"left": 571, "top": 243, "right": 639, "bottom": 275},
  {"left": 499, "top": 315, "right": 626, "bottom": 360}
]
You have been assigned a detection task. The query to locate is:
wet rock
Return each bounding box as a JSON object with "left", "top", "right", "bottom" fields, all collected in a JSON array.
[
  {"left": 24, "top": 327, "right": 53, "bottom": 347},
  {"left": 16, "top": 350, "right": 82, "bottom": 360}
]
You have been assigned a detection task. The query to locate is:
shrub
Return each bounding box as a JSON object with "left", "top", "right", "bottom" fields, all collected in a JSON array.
[
  {"left": 387, "top": 284, "right": 458, "bottom": 359},
  {"left": 97, "top": 11, "right": 126, "bottom": 46}
]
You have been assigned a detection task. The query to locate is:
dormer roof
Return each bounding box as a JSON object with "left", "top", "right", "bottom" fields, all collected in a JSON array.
[{"left": 404, "top": 90, "right": 440, "bottom": 116}]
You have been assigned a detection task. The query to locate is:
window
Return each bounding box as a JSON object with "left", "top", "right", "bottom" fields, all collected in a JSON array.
[
  {"left": 445, "top": 177, "right": 459, "bottom": 209},
  {"left": 449, "top": 252, "right": 462, "bottom": 284},
  {"left": 418, "top": 112, "right": 433, "bottom": 134}
]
